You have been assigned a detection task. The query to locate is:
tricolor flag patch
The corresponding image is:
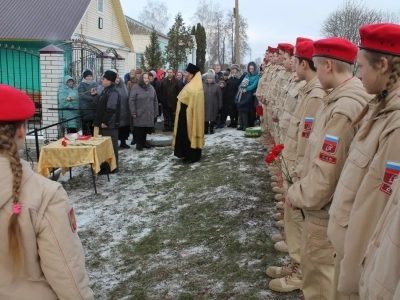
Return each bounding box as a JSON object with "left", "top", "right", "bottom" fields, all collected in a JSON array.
[
  {"left": 304, "top": 117, "right": 314, "bottom": 131},
  {"left": 322, "top": 134, "right": 339, "bottom": 154},
  {"left": 380, "top": 161, "right": 400, "bottom": 195}
]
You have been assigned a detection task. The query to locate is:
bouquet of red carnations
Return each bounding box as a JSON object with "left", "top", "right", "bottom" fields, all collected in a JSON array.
[{"left": 265, "top": 144, "right": 293, "bottom": 185}]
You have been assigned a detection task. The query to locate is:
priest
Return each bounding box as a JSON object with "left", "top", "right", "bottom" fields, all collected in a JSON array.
[{"left": 172, "top": 63, "right": 205, "bottom": 164}]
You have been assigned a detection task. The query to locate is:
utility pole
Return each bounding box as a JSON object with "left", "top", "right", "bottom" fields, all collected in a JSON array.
[{"left": 235, "top": 0, "right": 240, "bottom": 65}]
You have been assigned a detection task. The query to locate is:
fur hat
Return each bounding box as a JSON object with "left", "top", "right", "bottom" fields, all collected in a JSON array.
[
  {"left": 103, "top": 70, "right": 117, "bottom": 82},
  {"left": 231, "top": 64, "right": 240, "bottom": 71}
]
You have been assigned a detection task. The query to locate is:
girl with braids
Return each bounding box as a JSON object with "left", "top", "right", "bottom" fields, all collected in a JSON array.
[
  {"left": 327, "top": 23, "right": 400, "bottom": 299},
  {"left": 0, "top": 85, "right": 93, "bottom": 299}
]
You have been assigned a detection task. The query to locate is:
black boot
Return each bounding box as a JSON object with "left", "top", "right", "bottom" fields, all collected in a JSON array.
[
  {"left": 120, "top": 140, "right": 130, "bottom": 149},
  {"left": 142, "top": 133, "right": 151, "bottom": 149},
  {"left": 210, "top": 122, "right": 216, "bottom": 134},
  {"left": 204, "top": 122, "right": 209, "bottom": 135}
]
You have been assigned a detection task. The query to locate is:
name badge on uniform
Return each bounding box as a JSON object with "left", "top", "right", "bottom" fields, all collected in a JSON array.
[
  {"left": 322, "top": 134, "right": 339, "bottom": 154},
  {"left": 380, "top": 161, "right": 400, "bottom": 195},
  {"left": 69, "top": 208, "right": 77, "bottom": 233}
]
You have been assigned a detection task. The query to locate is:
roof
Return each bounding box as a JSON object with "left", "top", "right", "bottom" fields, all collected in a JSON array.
[
  {"left": 0, "top": 0, "right": 91, "bottom": 40},
  {"left": 125, "top": 16, "right": 169, "bottom": 39}
]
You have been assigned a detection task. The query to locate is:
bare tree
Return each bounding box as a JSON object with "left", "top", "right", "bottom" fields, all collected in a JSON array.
[
  {"left": 192, "top": 0, "right": 250, "bottom": 66},
  {"left": 138, "top": 0, "right": 171, "bottom": 34},
  {"left": 321, "top": 0, "right": 400, "bottom": 44}
]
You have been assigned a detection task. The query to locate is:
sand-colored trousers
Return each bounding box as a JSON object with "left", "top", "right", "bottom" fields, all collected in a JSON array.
[
  {"left": 300, "top": 214, "right": 335, "bottom": 300},
  {"left": 284, "top": 205, "right": 304, "bottom": 264},
  {"left": 332, "top": 253, "right": 360, "bottom": 300}
]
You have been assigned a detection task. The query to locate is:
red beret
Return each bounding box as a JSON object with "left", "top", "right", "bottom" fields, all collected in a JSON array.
[
  {"left": 295, "top": 40, "right": 314, "bottom": 60},
  {"left": 0, "top": 85, "right": 35, "bottom": 121},
  {"left": 359, "top": 23, "right": 400, "bottom": 56},
  {"left": 313, "top": 37, "right": 358, "bottom": 64},
  {"left": 278, "top": 43, "right": 295, "bottom": 56},
  {"left": 296, "top": 37, "right": 313, "bottom": 46},
  {"left": 269, "top": 47, "right": 278, "bottom": 54}
]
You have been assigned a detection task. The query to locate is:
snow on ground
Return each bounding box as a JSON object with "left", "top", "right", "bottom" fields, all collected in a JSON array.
[{"left": 60, "top": 127, "right": 301, "bottom": 299}]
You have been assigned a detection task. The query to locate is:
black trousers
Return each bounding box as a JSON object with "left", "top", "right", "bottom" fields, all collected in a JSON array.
[
  {"left": 163, "top": 106, "right": 175, "bottom": 129},
  {"left": 100, "top": 128, "right": 119, "bottom": 169},
  {"left": 204, "top": 121, "right": 216, "bottom": 134},
  {"left": 134, "top": 126, "right": 152, "bottom": 148}
]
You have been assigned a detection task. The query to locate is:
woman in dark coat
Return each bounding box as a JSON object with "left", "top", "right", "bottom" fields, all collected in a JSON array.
[
  {"left": 203, "top": 73, "right": 222, "bottom": 134},
  {"left": 225, "top": 64, "right": 244, "bottom": 128},
  {"left": 129, "top": 73, "right": 159, "bottom": 151},
  {"left": 115, "top": 73, "right": 131, "bottom": 148},
  {"left": 78, "top": 69, "right": 98, "bottom": 135}
]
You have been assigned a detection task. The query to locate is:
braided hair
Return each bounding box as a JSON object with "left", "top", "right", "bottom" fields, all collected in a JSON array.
[
  {"left": 353, "top": 52, "right": 400, "bottom": 140},
  {"left": 0, "top": 121, "right": 25, "bottom": 272}
]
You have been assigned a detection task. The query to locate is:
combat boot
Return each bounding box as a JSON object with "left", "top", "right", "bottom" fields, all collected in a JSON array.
[
  {"left": 271, "top": 232, "right": 285, "bottom": 243},
  {"left": 266, "top": 262, "right": 294, "bottom": 279},
  {"left": 269, "top": 263, "right": 302, "bottom": 292},
  {"left": 274, "top": 240, "right": 288, "bottom": 253}
]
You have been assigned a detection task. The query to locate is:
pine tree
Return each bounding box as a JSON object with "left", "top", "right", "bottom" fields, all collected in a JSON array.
[
  {"left": 141, "top": 28, "right": 165, "bottom": 71},
  {"left": 194, "top": 23, "right": 207, "bottom": 73},
  {"left": 165, "top": 14, "right": 194, "bottom": 71}
]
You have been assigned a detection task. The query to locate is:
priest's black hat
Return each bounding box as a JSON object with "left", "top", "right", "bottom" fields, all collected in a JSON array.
[{"left": 186, "top": 63, "right": 200, "bottom": 75}]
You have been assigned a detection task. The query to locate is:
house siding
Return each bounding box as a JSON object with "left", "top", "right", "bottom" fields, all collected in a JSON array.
[{"left": 75, "top": 0, "right": 126, "bottom": 50}]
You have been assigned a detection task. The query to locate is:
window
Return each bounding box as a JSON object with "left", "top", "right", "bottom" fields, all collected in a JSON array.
[
  {"left": 97, "top": 0, "right": 103, "bottom": 13},
  {"left": 136, "top": 53, "right": 144, "bottom": 68}
]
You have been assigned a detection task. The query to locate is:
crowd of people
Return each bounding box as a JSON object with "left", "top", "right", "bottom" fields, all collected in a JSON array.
[{"left": 1, "top": 19, "right": 400, "bottom": 299}]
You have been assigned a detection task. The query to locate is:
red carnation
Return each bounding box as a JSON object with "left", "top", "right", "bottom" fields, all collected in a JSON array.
[
  {"left": 61, "top": 140, "right": 67, "bottom": 147},
  {"left": 265, "top": 152, "right": 278, "bottom": 165},
  {"left": 272, "top": 144, "right": 284, "bottom": 154}
]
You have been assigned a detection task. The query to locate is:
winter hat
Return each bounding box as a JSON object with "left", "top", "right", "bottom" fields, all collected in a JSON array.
[
  {"left": 186, "top": 63, "right": 201, "bottom": 75},
  {"left": 206, "top": 73, "right": 215, "bottom": 79},
  {"left": 103, "top": 70, "right": 117, "bottom": 82},
  {"left": 231, "top": 64, "right": 240, "bottom": 71},
  {"left": 82, "top": 69, "right": 93, "bottom": 79},
  {"left": 0, "top": 84, "right": 35, "bottom": 121},
  {"left": 223, "top": 71, "right": 230, "bottom": 76},
  {"left": 149, "top": 70, "right": 156, "bottom": 78}
]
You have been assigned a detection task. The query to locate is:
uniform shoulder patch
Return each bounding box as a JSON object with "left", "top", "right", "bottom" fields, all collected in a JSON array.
[
  {"left": 380, "top": 161, "right": 400, "bottom": 195},
  {"left": 69, "top": 208, "right": 77, "bottom": 233},
  {"left": 319, "top": 152, "right": 337, "bottom": 164},
  {"left": 322, "top": 134, "right": 339, "bottom": 154},
  {"left": 304, "top": 117, "right": 314, "bottom": 131}
]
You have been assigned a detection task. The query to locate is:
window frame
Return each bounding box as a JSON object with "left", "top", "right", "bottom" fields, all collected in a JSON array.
[{"left": 97, "top": 0, "right": 104, "bottom": 14}]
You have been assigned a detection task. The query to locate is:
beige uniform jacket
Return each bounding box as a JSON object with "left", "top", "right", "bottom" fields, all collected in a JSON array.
[
  {"left": 0, "top": 156, "right": 93, "bottom": 300},
  {"left": 278, "top": 73, "right": 306, "bottom": 131},
  {"left": 288, "top": 78, "right": 369, "bottom": 219},
  {"left": 282, "top": 76, "right": 325, "bottom": 172},
  {"left": 359, "top": 178, "right": 400, "bottom": 299},
  {"left": 255, "top": 63, "right": 271, "bottom": 98},
  {"left": 328, "top": 90, "right": 400, "bottom": 295}
]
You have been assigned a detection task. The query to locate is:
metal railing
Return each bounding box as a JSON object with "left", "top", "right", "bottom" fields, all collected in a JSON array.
[{"left": 24, "top": 110, "right": 94, "bottom": 163}]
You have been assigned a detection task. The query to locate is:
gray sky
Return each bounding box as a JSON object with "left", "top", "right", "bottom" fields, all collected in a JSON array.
[{"left": 121, "top": 0, "right": 400, "bottom": 63}]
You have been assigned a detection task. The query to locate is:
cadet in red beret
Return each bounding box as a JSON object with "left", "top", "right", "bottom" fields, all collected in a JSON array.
[
  {"left": 0, "top": 84, "right": 94, "bottom": 298},
  {"left": 286, "top": 36, "right": 370, "bottom": 299},
  {"left": 267, "top": 38, "right": 326, "bottom": 294},
  {"left": 329, "top": 23, "right": 400, "bottom": 299}
]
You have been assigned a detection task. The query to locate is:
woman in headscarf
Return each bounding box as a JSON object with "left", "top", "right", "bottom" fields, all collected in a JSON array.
[
  {"left": 129, "top": 73, "right": 158, "bottom": 151},
  {"left": 127, "top": 68, "right": 142, "bottom": 91},
  {"left": 78, "top": 69, "right": 98, "bottom": 135}
]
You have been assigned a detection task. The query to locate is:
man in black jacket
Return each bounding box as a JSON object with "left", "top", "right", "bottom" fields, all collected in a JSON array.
[
  {"left": 93, "top": 70, "right": 121, "bottom": 173},
  {"left": 160, "top": 68, "right": 182, "bottom": 131}
]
